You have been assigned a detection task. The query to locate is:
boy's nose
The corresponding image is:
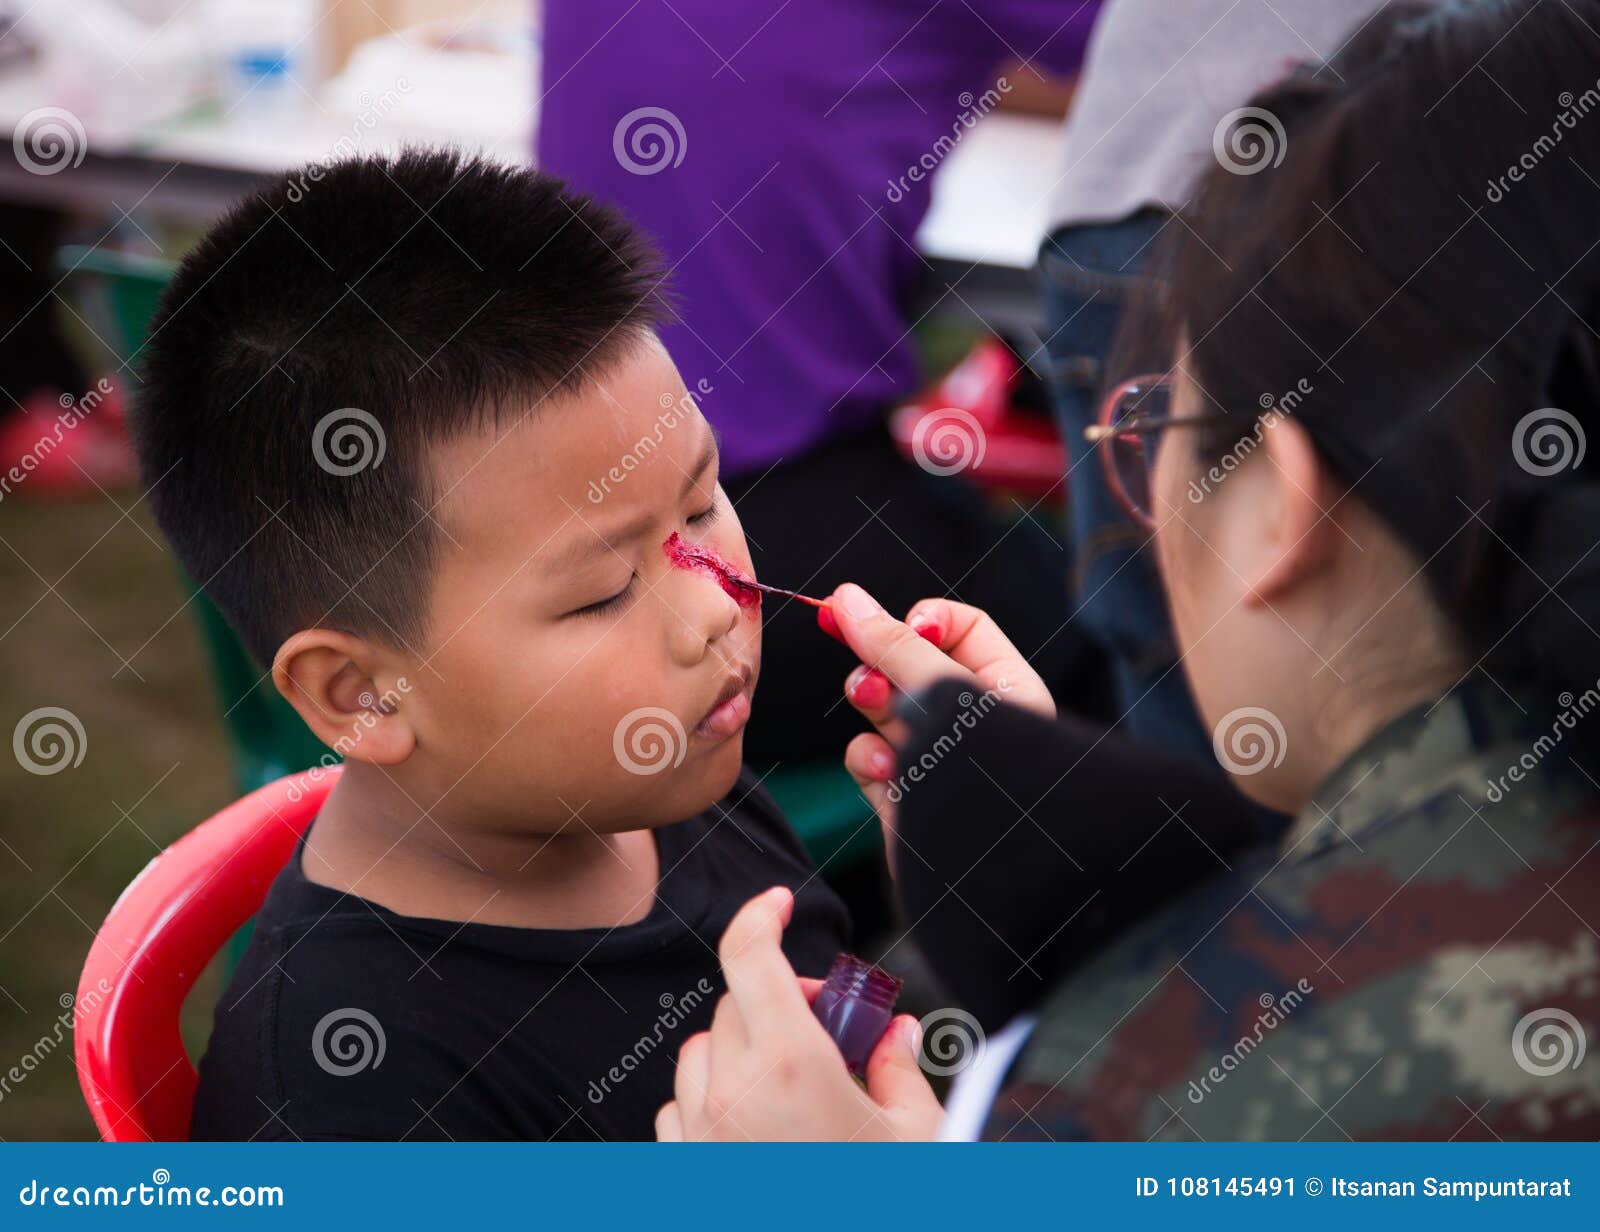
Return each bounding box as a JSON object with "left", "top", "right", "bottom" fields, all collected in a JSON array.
[{"left": 667, "top": 571, "right": 742, "bottom": 663}]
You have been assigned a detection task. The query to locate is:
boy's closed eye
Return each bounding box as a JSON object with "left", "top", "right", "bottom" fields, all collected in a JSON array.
[{"left": 565, "top": 496, "right": 723, "bottom": 620}]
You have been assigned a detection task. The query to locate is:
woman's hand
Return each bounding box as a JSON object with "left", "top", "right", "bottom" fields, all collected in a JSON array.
[
  {"left": 655, "top": 888, "right": 943, "bottom": 1142},
  {"left": 832, "top": 583, "right": 1057, "bottom": 855}
]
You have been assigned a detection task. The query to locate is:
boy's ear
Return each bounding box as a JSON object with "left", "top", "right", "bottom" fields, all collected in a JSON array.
[{"left": 272, "top": 629, "right": 415, "bottom": 766}]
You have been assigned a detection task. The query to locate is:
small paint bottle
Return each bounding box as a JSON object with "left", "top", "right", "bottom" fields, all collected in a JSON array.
[{"left": 812, "top": 953, "right": 903, "bottom": 1076}]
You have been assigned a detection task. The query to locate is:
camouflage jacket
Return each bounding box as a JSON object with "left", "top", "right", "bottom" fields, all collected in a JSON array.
[{"left": 983, "top": 683, "right": 1600, "bottom": 1140}]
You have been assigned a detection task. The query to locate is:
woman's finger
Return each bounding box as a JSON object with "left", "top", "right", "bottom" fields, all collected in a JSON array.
[
  {"left": 673, "top": 1030, "right": 712, "bottom": 1135},
  {"left": 844, "top": 731, "right": 899, "bottom": 869},
  {"left": 864, "top": 1015, "right": 944, "bottom": 1126},
  {"left": 903, "top": 597, "right": 1056, "bottom": 719},
  {"left": 655, "top": 1100, "right": 684, "bottom": 1142},
  {"left": 843, "top": 664, "right": 910, "bottom": 746},
  {"left": 704, "top": 988, "right": 752, "bottom": 1121},
  {"left": 828, "top": 583, "right": 975, "bottom": 699},
  {"left": 709, "top": 983, "right": 746, "bottom": 1046},
  {"left": 843, "top": 729, "right": 896, "bottom": 785},
  {"left": 716, "top": 887, "right": 814, "bottom": 1038}
]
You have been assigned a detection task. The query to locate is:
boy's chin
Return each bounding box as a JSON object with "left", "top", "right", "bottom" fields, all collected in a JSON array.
[
  {"left": 611, "top": 729, "right": 748, "bottom": 825},
  {"left": 697, "top": 733, "right": 745, "bottom": 801},
  {"left": 659, "top": 734, "right": 745, "bottom": 822}
]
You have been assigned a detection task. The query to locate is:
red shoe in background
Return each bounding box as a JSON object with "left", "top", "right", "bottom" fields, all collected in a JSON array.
[
  {"left": 889, "top": 334, "right": 1066, "bottom": 501},
  {"left": 0, "top": 379, "right": 138, "bottom": 497}
]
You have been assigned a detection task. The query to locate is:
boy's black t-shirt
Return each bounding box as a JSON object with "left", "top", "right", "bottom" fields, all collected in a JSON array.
[{"left": 190, "top": 768, "right": 851, "bottom": 1141}]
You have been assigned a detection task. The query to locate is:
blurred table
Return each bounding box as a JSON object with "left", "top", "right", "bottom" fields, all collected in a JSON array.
[{"left": 0, "top": 63, "right": 1055, "bottom": 331}]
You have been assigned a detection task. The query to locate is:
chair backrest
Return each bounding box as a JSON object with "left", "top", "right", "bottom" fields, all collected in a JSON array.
[{"left": 74, "top": 767, "right": 340, "bottom": 1141}]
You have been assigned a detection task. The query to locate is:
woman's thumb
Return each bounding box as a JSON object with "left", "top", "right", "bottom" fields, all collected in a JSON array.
[{"left": 865, "top": 1015, "right": 942, "bottom": 1121}]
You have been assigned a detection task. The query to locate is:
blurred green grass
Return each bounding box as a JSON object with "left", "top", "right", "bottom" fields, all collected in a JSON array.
[{"left": 0, "top": 493, "right": 235, "bottom": 1139}]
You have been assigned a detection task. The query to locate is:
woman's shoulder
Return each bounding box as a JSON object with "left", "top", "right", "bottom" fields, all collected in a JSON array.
[{"left": 985, "top": 782, "right": 1600, "bottom": 1141}]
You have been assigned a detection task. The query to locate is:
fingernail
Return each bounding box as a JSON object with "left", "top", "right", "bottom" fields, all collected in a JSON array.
[
  {"left": 850, "top": 667, "right": 891, "bottom": 710},
  {"left": 816, "top": 604, "right": 844, "bottom": 643},
  {"left": 901, "top": 1015, "right": 923, "bottom": 1057},
  {"left": 869, "top": 749, "right": 894, "bottom": 779},
  {"left": 909, "top": 615, "right": 940, "bottom": 645},
  {"left": 841, "top": 583, "right": 881, "bottom": 620}
]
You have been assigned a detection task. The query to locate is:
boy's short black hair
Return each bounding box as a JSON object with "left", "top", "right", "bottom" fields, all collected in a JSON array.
[{"left": 132, "top": 147, "right": 668, "bottom": 666}]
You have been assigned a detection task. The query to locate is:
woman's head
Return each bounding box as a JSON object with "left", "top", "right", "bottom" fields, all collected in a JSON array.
[{"left": 1123, "top": 0, "right": 1600, "bottom": 807}]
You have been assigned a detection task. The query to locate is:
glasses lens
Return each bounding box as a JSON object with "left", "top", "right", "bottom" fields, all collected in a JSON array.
[{"left": 1108, "top": 381, "right": 1169, "bottom": 522}]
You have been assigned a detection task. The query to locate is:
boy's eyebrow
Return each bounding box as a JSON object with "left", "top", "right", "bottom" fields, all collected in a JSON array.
[{"left": 554, "top": 429, "right": 720, "bottom": 571}]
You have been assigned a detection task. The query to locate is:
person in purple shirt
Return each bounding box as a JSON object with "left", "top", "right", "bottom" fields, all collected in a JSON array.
[{"left": 538, "top": 0, "right": 1105, "bottom": 767}]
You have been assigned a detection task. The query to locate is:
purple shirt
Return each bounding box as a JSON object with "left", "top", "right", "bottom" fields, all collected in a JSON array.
[{"left": 537, "top": 1, "right": 1097, "bottom": 476}]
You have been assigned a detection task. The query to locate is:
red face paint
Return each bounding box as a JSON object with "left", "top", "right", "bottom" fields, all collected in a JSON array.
[
  {"left": 663, "top": 532, "right": 762, "bottom": 609},
  {"left": 663, "top": 532, "right": 830, "bottom": 612}
]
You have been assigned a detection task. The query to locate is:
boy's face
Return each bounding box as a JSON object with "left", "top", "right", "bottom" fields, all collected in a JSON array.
[{"left": 403, "top": 335, "right": 761, "bottom": 833}]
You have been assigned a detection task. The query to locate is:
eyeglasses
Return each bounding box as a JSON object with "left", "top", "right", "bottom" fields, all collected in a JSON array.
[{"left": 1083, "top": 374, "right": 1232, "bottom": 531}]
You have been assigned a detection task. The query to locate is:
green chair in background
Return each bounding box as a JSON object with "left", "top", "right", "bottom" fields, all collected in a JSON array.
[
  {"left": 58, "top": 245, "right": 329, "bottom": 796},
  {"left": 55, "top": 245, "right": 880, "bottom": 872}
]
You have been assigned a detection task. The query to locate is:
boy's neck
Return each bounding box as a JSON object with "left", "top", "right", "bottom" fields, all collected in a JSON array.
[{"left": 300, "top": 762, "right": 663, "bottom": 930}]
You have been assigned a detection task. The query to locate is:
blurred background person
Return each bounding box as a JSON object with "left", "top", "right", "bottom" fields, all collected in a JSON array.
[
  {"left": 537, "top": 1, "right": 1108, "bottom": 770},
  {"left": 1039, "top": 0, "right": 1416, "bottom": 776}
]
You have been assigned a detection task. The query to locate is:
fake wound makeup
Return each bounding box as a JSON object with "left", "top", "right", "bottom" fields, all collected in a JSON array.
[{"left": 662, "top": 532, "right": 828, "bottom": 610}]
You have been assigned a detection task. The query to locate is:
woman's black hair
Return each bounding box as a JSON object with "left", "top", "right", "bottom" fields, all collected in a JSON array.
[{"left": 1127, "top": 0, "right": 1600, "bottom": 759}]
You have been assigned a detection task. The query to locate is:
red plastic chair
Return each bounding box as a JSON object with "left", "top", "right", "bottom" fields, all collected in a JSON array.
[{"left": 74, "top": 767, "right": 339, "bottom": 1141}]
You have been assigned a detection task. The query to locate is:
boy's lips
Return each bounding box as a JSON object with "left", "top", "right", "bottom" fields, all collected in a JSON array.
[{"left": 696, "top": 664, "right": 754, "bottom": 740}]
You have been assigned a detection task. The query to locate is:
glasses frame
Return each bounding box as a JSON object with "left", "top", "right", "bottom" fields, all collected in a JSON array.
[{"left": 1085, "top": 373, "right": 1234, "bottom": 531}]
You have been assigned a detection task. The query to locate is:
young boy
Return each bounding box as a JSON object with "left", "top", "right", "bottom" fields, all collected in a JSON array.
[{"left": 131, "top": 149, "right": 851, "bottom": 1140}]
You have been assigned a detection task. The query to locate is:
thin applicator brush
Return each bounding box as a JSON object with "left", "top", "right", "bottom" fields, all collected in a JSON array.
[
  {"left": 733, "top": 578, "right": 827, "bottom": 608},
  {"left": 663, "top": 532, "right": 830, "bottom": 608}
]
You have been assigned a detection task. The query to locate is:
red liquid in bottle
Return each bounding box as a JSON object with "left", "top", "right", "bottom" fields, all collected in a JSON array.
[{"left": 812, "top": 953, "right": 903, "bottom": 1076}]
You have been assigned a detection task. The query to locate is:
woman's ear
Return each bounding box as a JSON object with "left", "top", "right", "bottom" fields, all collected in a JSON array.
[
  {"left": 1243, "top": 414, "right": 1339, "bottom": 607},
  {"left": 271, "top": 630, "right": 416, "bottom": 766}
]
